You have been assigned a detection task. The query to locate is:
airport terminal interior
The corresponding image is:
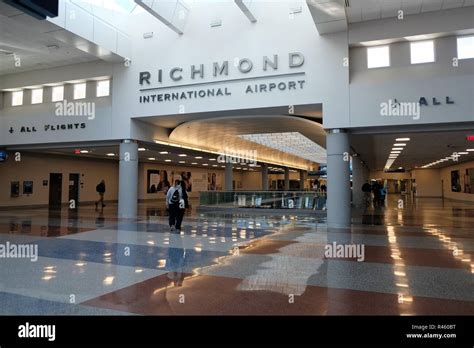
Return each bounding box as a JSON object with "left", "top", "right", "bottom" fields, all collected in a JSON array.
[{"left": 0, "top": 0, "right": 473, "bottom": 317}]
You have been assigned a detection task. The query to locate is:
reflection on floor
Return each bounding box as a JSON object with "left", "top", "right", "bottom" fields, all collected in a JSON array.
[{"left": 0, "top": 196, "right": 472, "bottom": 315}]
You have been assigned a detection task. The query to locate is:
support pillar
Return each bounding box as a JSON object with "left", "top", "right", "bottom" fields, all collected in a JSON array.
[
  {"left": 261, "top": 163, "right": 269, "bottom": 190},
  {"left": 352, "top": 155, "right": 366, "bottom": 208},
  {"left": 327, "top": 129, "right": 351, "bottom": 229},
  {"left": 118, "top": 140, "right": 138, "bottom": 218},
  {"left": 284, "top": 167, "right": 290, "bottom": 191},
  {"left": 225, "top": 162, "right": 233, "bottom": 191},
  {"left": 299, "top": 170, "right": 305, "bottom": 190}
]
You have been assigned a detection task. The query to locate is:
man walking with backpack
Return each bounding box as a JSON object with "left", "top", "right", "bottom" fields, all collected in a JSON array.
[
  {"left": 95, "top": 179, "right": 106, "bottom": 210},
  {"left": 166, "top": 179, "right": 185, "bottom": 232}
]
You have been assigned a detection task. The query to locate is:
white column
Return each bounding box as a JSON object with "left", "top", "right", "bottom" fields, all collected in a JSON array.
[
  {"left": 118, "top": 140, "right": 138, "bottom": 218},
  {"left": 327, "top": 129, "right": 351, "bottom": 229}
]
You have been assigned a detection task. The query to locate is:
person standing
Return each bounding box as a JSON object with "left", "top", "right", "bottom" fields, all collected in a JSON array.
[
  {"left": 95, "top": 179, "right": 106, "bottom": 209},
  {"left": 166, "top": 179, "right": 184, "bottom": 232}
]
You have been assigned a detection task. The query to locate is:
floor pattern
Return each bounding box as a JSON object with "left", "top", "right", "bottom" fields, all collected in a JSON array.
[{"left": 0, "top": 196, "right": 472, "bottom": 315}]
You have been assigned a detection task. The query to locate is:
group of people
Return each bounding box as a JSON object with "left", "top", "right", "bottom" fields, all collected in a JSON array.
[{"left": 362, "top": 180, "right": 387, "bottom": 208}]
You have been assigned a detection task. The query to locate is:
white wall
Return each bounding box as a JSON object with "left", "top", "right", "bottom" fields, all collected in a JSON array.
[
  {"left": 411, "top": 169, "right": 442, "bottom": 197},
  {"left": 0, "top": 152, "right": 119, "bottom": 207},
  {"left": 349, "top": 35, "right": 474, "bottom": 128}
]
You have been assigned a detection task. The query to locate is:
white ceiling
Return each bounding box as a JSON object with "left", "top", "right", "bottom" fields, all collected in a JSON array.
[
  {"left": 0, "top": 2, "right": 99, "bottom": 76},
  {"left": 350, "top": 129, "right": 474, "bottom": 171},
  {"left": 346, "top": 0, "right": 474, "bottom": 23}
]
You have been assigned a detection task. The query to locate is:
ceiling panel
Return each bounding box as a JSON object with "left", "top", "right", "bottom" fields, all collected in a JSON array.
[{"left": 347, "top": 0, "right": 474, "bottom": 23}]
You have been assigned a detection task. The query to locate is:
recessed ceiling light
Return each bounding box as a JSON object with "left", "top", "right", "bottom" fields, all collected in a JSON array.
[
  {"left": 396, "top": 138, "right": 410, "bottom": 141},
  {"left": 394, "top": 143, "right": 406, "bottom": 147},
  {"left": 106, "top": 153, "right": 115, "bottom": 156},
  {"left": 148, "top": 157, "right": 156, "bottom": 160},
  {"left": 138, "top": 148, "right": 146, "bottom": 151},
  {"left": 165, "top": 159, "right": 171, "bottom": 162},
  {"left": 178, "top": 154, "right": 187, "bottom": 157},
  {"left": 159, "top": 151, "right": 168, "bottom": 154},
  {"left": 195, "top": 156, "right": 203, "bottom": 159}
]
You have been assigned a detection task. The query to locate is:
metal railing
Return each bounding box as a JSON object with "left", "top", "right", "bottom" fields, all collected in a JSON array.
[{"left": 199, "top": 191, "right": 327, "bottom": 210}]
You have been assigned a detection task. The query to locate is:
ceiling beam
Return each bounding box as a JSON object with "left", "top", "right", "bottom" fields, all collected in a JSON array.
[
  {"left": 134, "top": 0, "right": 189, "bottom": 35},
  {"left": 234, "top": 0, "right": 257, "bottom": 23}
]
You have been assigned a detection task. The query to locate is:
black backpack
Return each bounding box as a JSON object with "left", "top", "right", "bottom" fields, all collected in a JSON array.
[{"left": 170, "top": 187, "right": 180, "bottom": 205}]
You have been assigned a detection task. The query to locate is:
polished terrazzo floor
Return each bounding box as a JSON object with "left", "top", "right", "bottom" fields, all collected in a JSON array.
[{"left": 0, "top": 196, "right": 472, "bottom": 315}]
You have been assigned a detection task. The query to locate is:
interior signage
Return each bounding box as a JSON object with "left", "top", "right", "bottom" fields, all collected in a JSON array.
[
  {"left": 7, "top": 123, "right": 86, "bottom": 135},
  {"left": 138, "top": 52, "right": 306, "bottom": 103},
  {"left": 392, "top": 96, "right": 454, "bottom": 106}
]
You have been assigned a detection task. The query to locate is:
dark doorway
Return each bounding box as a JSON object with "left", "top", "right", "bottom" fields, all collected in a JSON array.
[
  {"left": 68, "top": 173, "right": 80, "bottom": 206},
  {"left": 49, "top": 173, "right": 62, "bottom": 208}
]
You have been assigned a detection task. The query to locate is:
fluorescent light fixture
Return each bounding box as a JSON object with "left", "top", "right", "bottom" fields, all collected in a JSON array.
[
  {"left": 457, "top": 36, "right": 474, "bottom": 60},
  {"left": 458, "top": 152, "right": 468, "bottom": 155},
  {"left": 191, "top": 162, "right": 198, "bottom": 165},
  {"left": 178, "top": 154, "right": 187, "bottom": 157},
  {"left": 203, "top": 163, "right": 209, "bottom": 166},
  {"left": 138, "top": 148, "right": 146, "bottom": 151},
  {"left": 195, "top": 156, "right": 203, "bottom": 159},
  {"left": 394, "top": 143, "right": 406, "bottom": 147},
  {"left": 148, "top": 157, "right": 156, "bottom": 160},
  {"left": 106, "top": 153, "right": 115, "bottom": 156},
  {"left": 209, "top": 158, "right": 216, "bottom": 161},
  {"left": 367, "top": 45, "right": 390, "bottom": 69},
  {"left": 391, "top": 151, "right": 401, "bottom": 154},
  {"left": 165, "top": 159, "right": 171, "bottom": 162},
  {"left": 396, "top": 138, "right": 410, "bottom": 141},
  {"left": 159, "top": 151, "right": 168, "bottom": 154},
  {"left": 410, "top": 40, "right": 435, "bottom": 64},
  {"left": 212, "top": 164, "right": 218, "bottom": 167},
  {"left": 392, "top": 148, "right": 403, "bottom": 151},
  {"left": 80, "top": 150, "right": 89, "bottom": 154},
  {"left": 179, "top": 161, "right": 186, "bottom": 163},
  {"left": 467, "top": 149, "right": 474, "bottom": 152}
]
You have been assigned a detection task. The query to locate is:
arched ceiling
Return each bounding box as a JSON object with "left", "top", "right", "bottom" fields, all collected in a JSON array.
[{"left": 168, "top": 115, "right": 327, "bottom": 170}]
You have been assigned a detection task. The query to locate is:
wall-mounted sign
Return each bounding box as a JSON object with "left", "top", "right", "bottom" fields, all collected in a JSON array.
[
  {"left": 138, "top": 52, "right": 306, "bottom": 104},
  {"left": 8, "top": 123, "right": 86, "bottom": 136}
]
